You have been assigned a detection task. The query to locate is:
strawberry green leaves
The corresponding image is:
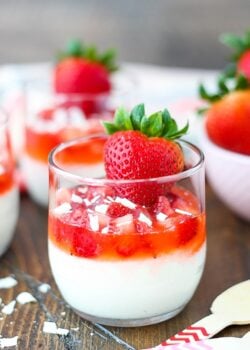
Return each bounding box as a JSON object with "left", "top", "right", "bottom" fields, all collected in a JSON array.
[
  {"left": 198, "top": 73, "right": 249, "bottom": 104},
  {"left": 198, "top": 30, "right": 250, "bottom": 109},
  {"left": 114, "top": 107, "right": 133, "bottom": 131},
  {"left": 103, "top": 104, "right": 188, "bottom": 140},
  {"left": 141, "top": 112, "right": 163, "bottom": 137},
  {"left": 57, "top": 39, "right": 118, "bottom": 72},
  {"left": 103, "top": 108, "right": 132, "bottom": 134},
  {"left": 220, "top": 31, "right": 250, "bottom": 60},
  {"left": 219, "top": 30, "right": 250, "bottom": 82},
  {"left": 130, "top": 104, "right": 145, "bottom": 130}
]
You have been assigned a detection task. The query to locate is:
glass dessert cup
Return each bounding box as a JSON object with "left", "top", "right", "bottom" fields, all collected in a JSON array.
[
  {"left": 0, "top": 109, "right": 19, "bottom": 257},
  {"left": 48, "top": 135, "right": 206, "bottom": 327},
  {"left": 22, "top": 77, "right": 134, "bottom": 206}
]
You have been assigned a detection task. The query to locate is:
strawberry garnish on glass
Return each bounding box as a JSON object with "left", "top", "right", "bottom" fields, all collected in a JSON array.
[
  {"left": 53, "top": 39, "right": 118, "bottom": 116},
  {"left": 54, "top": 39, "right": 117, "bottom": 95},
  {"left": 103, "top": 104, "right": 188, "bottom": 206}
]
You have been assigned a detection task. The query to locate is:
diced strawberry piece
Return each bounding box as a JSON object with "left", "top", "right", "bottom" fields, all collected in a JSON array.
[
  {"left": 107, "top": 202, "right": 132, "bottom": 218},
  {"left": 152, "top": 196, "right": 174, "bottom": 216},
  {"left": 134, "top": 221, "right": 150, "bottom": 233},
  {"left": 69, "top": 205, "right": 88, "bottom": 225},
  {"left": 170, "top": 187, "right": 199, "bottom": 216},
  {"left": 73, "top": 230, "right": 99, "bottom": 257},
  {"left": 84, "top": 185, "right": 115, "bottom": 203},
  {"left": 134, "top": 207, "right": 153, "bottom": 233},
  {"left": 177, "top": 216, "right": 198, "bottom": 245}
]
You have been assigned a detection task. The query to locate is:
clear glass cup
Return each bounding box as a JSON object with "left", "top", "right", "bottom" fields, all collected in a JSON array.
[
  {"left": 0, "top": 109, "right": 19, "bottom": 257},
  {"left": 48, "top": 135, "right": 206, "bottom": 327},
  {"left": 21, "top": 74, "right": 135, "bottom": 206}
]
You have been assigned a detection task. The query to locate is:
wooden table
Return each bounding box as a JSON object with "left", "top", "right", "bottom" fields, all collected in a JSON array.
[{"left": 0, "top": 185, "right": 249, "bottom": 349}]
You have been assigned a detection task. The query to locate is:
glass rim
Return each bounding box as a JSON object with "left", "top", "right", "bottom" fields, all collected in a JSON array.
[{"left": 49, "top": 135, "right": 205, "bottom": 185}]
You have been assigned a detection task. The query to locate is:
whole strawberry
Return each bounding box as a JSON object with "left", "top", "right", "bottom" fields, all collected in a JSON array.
[
  {"left": 221, "top": 30, "right": 250, "bottom": 80},
  {"left": 54, "top": 39, "right": 117, "bottom": 95},
  {"left": 199, "top": 73, "right": 250, "bottom": 155},
  {"left": 103, "top": 104, "right": 188, "bottom": 206},
  {"left": 206, "top": 90, "right": 250, "bottom": 155}
]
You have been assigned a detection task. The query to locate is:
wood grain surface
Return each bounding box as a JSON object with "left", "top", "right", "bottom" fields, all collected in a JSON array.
[{"left": 0, "top": 185, "right": 249, "bottom": 349}]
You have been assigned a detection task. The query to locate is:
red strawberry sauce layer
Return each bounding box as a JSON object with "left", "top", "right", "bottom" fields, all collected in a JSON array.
[
  {"left": 0, "top": 168, "right": 14, "bottom": 195},
  {"left": 49, "top": 185, "right": 206, "bottom": 261},
  {"left": 25, "top": 122, "right": 105, "bottom": 163},
  {"left": 25, "top": 108, "right": 113, "bottom": 163}
]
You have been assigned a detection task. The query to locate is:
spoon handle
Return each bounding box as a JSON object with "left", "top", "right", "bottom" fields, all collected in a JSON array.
[{"left": 144, "top": 314, "right": 231, "bottom": 349}]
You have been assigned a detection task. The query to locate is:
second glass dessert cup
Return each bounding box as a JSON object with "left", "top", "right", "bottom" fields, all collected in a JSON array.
[
  {"left": 48, "top": 135, "right": 206, "bottom": 327},
  {"left": 22, "top": 75, "right": 134, "bottom": 206},
  {"left": 0, "top": 109, "right": 19, "bottom": 257}
]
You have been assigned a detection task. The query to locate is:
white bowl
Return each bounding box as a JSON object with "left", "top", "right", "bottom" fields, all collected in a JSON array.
[{"left": 201, "top": 130, "right": 250, "bottom": 221}]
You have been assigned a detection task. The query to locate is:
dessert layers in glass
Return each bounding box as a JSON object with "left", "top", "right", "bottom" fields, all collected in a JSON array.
[
  {"left": 48, "top": 136, "right": 206, "bottom": 326},
  {"left": 22, "top": 72, "right": 134, "bottom": 206}
]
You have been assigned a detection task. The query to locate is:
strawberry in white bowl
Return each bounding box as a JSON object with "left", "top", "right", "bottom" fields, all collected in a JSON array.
[{"left": 199, "top": 63, "right": 250, "bottom": 220}]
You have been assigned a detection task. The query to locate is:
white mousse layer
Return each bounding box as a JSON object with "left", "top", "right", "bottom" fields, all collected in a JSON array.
[
  {"left": 22, "top": 154, "right": 105, "bottom": 206},
  {"left": 0, "top": 186, "right": 19, "bottom": 256},
  {"left": 49, "top": 240, "right": 206, "bottom": 320}
]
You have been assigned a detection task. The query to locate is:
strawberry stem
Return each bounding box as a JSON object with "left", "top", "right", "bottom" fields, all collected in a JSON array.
[{"left": 103, "top": 104, "right": 188, "bottom": 140}]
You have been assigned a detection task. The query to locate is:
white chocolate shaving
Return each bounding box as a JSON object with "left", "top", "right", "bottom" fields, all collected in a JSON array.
[
  {"left": 71, "top": 194, "right": 83, "bottom": 204},
  {"left": 138, "top": 212, "right": 152, "bottom": 226},
  {"left": 95, "top": 204, "right": 108, "bottom": 214},
  {"left": 115, "top": 197, "right": 136, "bottom": 209},
  {"left": 0, "top": 336, "right": 18, "bottom": 348},
  {"left": 38, "top": 283, "right": 51, "bottom": 293},
  {"left": 16, "top": 292, "right": 37, "bottom": 304},
  {"left": 43, "top": 321, "right": 69, "bottom": 336},
  {"left": 2, "top": 300, "right": 16, "bottom": 315},
  {"left": 0, "top": 277, "right": 17, "bottom": 289},
  {"left": 88, "top": 213, "right": 99, "bottom": 231},
  {"left": 54, "top": 203, "right": 72, "bottom": 215},
  {"left": 156, "top": 212, "right": 168, "bottom": 222}
]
